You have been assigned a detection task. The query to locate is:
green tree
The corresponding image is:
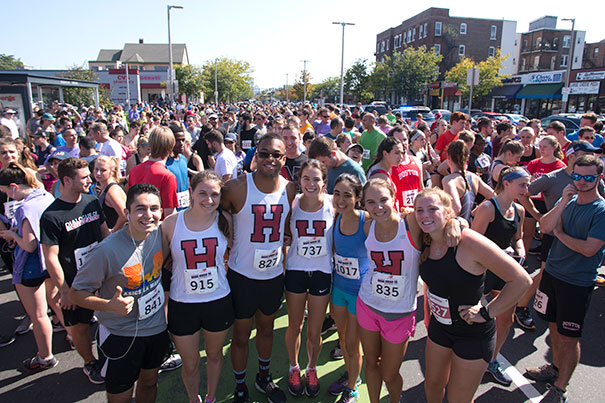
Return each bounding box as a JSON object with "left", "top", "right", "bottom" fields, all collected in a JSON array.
[
  {"left": 311, "top": 76, "right": 340, "bottom": 103},
  {"left": 445, "top": 49, "right": 509, "bottom": 99},
  {"left": 292, "top": 70, "right": 313, "bottom": 102},
  {"left": 58, "top": 64, "right": 112, "bottom": 109},
  {"left": 175, "top": 64, "right": 204, "bottom": 99},
  {"left": 0, "top": 54, "right": 25, "bottom": 70},
  {"left": 200, "top": 58, "right": 254, "bottom": 102},
  {"left": 344, "top": 59, "right": 373, "bottom": 103}
]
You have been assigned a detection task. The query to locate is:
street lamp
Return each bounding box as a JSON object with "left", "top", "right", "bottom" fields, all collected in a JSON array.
[
  {"left": 562, "top": 18, "right": 575, "bottom": 113},
  {"left": 333, "top": 22, "right": 355, "bottom": 106},
  {"left": 214, "top": 58, "right": 218, "bottom": 105},
  {"left": 167, "top": 5, "right": 183, "bottom": 104},
  {"left": 301, "top": 60, "right": 310, "bottom": 103}
]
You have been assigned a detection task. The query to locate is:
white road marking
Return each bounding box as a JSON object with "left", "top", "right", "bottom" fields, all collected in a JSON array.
[{"left": 497, "top": 353, "right": 543, "bottom": 403}]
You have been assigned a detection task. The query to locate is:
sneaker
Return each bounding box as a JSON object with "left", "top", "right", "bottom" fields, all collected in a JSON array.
[
  {"left": 159, "top": 353, "right": 182, "bottom": 373},
  {"left": 541, "top": 384, "right": 568, "bottom": 403},
  {"left": 328, "top": 372, "right": 362, "bottom": 396},
  {"left": 83, "top": 360, "right": 105, "bottom": 384},
  {"left": 0, "top": 333, "right": 15, "bottom": 347},
  {"left": 232, "top": 386, "right": 249, "bottom": 403},
  {"left": 486, "top": 360, "right": 512, "bottom": 386},
  {"left": 337, "top": 387, "right": 359, "bottom": 403},
  {"left": 524, "top": 363, "right": 558, "bottom": 383},
  {"left": 15, "top": 316, "right": 33, "bottom": 335},
  {"left": 255, "top": 373, "right": 287, "bottom": 403},
  {"left": 321, "top": 315, "right": 337, "bottom": 335},
  {"left": 596, "top": 277, "right": 605, "bottom": 287},
  {"left": 22, "top": 355, "right": 58, "bottom": 372},
  {"left": 287, "top": 367, "right": 304, "bottom": 396},
  {"left": 515, "top": 307, "right": 536, "bottom": 330},
  {"left": 305, "top": 368, "right": 320, "bottom": 397},
  {"left": 330, "top": 345, "right": 344, "bottom": 360}
]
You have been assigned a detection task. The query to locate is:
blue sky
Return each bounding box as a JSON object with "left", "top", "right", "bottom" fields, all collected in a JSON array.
[{"left": 3, "top": 0, "right": 603, "bottom": 89}]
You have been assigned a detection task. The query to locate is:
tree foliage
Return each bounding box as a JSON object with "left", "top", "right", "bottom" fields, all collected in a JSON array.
[
  {"left": 292, "top": 70, "right": 313, "bottom": 102},
  {"left": 344, "top": 59, "right": 373, "bottom": 103},
  {"left": 445, "top": 49, "right": 509, "bottom": 99},
  {"left": 58, "top": 64, "right": 112, "bottom": 109},
  {"left": 175, "top": 64, "right": 204, "bottom": 100},
  {"left": 311, "top": 76, "right": 340, "bottom": 103},
  {"left": 0, "top": 54, "right": 25, "bottom": 70},
  {"left": 200, "top": 58, "right": 254, "bottom": 102}
]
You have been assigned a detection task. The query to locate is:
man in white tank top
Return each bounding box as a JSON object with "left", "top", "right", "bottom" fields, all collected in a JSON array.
[{"left": 221, "top": 133, "right": 296, "bottom": 403}]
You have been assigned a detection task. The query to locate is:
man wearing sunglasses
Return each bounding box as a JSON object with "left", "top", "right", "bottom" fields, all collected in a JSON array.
[
  {"left": 525, "top": 154, "right": 605, "bottom": 402},
  {"left": 312, "top": 107, "right": 331, "bottom": 136}
]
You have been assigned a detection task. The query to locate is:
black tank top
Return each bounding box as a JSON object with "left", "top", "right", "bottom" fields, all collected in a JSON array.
[
  {"left": 99, "top": 182, "right": 119, "bottom": 229},
  {"left": 484, "top": 198, "right": 520, "bottom": 249},
  {"left": 519, "top": 146, "right": 536, "bottom": 167},
  {"left": 420, "top": 247, "right": 493, "bottom": 332}
]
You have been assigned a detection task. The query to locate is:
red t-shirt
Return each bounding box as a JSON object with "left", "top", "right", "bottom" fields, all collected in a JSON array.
[
  {"left": 435, "top": 130, "right": 458, "bottom": 162},
  {"left": 526, "top": 158, "right": 567, "bottom": 200},
  {"left": 561, "top": 141, "right": 571, "bottom": 166},
  {"left": 128, "top": 160, "right": 178, "bottom": 215},
  {"left": 391, "top": 156, "right": 423, "bottom": 208}
]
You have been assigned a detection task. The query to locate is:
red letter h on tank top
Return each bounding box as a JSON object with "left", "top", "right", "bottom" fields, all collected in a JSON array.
[
  {"left": 295, "top": 220, "right": 326, "bottom": 237},
  {"left": 370, "top": 251, "right": 404, "bottom": 275},
  {"left": 250, "top": 204, "right": 283, "bottom": 243},
  {"left": 181, "top": 238, "right": 218, "bottom": 269}
]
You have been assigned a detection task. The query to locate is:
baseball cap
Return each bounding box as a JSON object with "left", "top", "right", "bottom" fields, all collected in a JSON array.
[
  {"left": 3, "top": 108, "right": 16, "bottom": 114},
  {"left": 225, "top": 133, "right": 237, "bottom": 142},
  {"left": 41, "top": 113, "right": 56, "bottom": 121},
  {"left": 346, "top": 143, "right": 363, "bottom": 154},
  {"left": 209, "top": 114, "right": 218, "bottom": 120},
  {"left": 567, "top": 140, "right": 602, "bottom": 156},
  {"left": 48, "top": 150, "right": 69, "bottom": 161}
]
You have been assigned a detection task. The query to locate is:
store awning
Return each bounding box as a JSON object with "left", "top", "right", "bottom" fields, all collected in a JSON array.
[
  {"left": 516, "top": 83, "right": 563, "bottom": 99},
  {"left": 488, "top": 84, "right": 523, "bottom": 99}
]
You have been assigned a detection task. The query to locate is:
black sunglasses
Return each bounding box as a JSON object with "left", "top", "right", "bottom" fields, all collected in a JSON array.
[{"left": 257, "top": 151, "right": 285, "bottom": 159}]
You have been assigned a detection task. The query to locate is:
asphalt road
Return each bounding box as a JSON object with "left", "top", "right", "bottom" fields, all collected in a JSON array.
[{"left": 0, "top": 259, "right": 604, "bottom": 402}]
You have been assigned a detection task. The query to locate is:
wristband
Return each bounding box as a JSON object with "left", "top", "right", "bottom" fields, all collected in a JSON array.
[{"left": 479, "top": 306, "right": 491, "bottom": 321}]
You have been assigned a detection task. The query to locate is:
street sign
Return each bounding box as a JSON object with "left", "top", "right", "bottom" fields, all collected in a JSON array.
[{"left": 466, "top": 67, "right": 480, "bottom": 86}]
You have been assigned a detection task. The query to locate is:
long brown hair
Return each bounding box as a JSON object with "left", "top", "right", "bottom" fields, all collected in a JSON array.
[{"left": 190, "top": 171, "right": 229, "bottom": 239}]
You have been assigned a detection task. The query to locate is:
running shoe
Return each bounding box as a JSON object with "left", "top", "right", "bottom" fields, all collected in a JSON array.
[
  {"left": 487, "top": 360, "right": 512, "bottom": 386},
  {"left": 305, "top": 368, "right": 320, "bottom": 397},
  {"left": 541, "top": 384, "right": 568, "bottom": 403},
  {"left": 596, "top": 276, "right": 605, "bottom": 287},
  {"left": 328, "top": 371, "right": 362, "bottom": 396},
  {"left": 515, "top": 307, "right": 536, "bottom": 330},
  {"left": 287, "top": 367, "right": 304, "bottom": 396},
  {"left": 0, "top": 333, "right": 15, "bottom": 347},
  {"left": 15, "top": 316, "right": 33, "bottom": 335},
  {"left": 22, "top": 355, "right": 58, "bottom": 372},
  {"left": 159, "top": 353, "right": 183, "bottom": 373},
  {"left": 330, "top": 344, "right": 344, "bottom": 360},
  {"left": 337, "top": 387, "right": 359, "bottom": 403},
  {"left": 83, "top": 360, "right": 105, "bottom": 384},
  {"left": 232, "top": 386, "right": 249, "bottom": 403},
  {"left": 524, "top": 363, "right": 558, "bottom": 383},
  {"left": 255, "top": 373, "right": 286, "bottom": 403},
  {"left": 321, "top": 315, "right": 337, "bottom": 335}
]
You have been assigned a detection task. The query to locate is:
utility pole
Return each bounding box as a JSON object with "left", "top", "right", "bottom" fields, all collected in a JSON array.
[
  {"left": 562, "top": 18, "right": 575, "bottom": 113},
  {"left": 333, "top": 22, "right": 355, "bottom": 106},
  {"left": 125, "top": 63, "right": 130, "bottom": 108},
  {"left": 167, "top": 5, "right": 183, "bottom": 104},
  {"left": 301, "top": 60, "right": 310, "bottom": 104},
  {"left": 286, "top": 73, "right": 289, "bottom": 103},
  {"left": 214, "top": 58, "right": 218, "bottom": 105}
]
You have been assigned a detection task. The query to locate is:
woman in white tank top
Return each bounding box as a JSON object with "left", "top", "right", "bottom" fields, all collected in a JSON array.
[
  {"left": 161, "top": 171, "right": 233, "bottom": 403},
  {"left": 284, "top": 160, "right": 334, "bottom": 397}
]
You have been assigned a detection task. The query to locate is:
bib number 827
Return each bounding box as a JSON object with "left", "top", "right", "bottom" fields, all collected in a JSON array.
[{"left": 258, "top": 257, "right": 278, "bottom": 270}]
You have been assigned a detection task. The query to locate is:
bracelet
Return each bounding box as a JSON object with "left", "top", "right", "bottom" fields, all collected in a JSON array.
[{"left": 479, "top": 306, "right": 491, "bottom": 321}]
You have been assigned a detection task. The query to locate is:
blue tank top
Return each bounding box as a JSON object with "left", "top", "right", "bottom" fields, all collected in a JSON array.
[
  {"left": 166, "top": 154, "right": 189, "bottom": 211},
  {"left": 333, "top": 211, "right": 370, "bottom": 296}
]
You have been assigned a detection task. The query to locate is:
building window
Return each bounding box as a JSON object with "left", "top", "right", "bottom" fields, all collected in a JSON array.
[
  {"left": 419, "top": 25, "right": 423, "bottom": 38},
  {"left": 550, "top": 56, "right": 556, "bottom": 69},
  {"left": 488, "top": 47, "right": 495, "bottom": 57},
  {"left": 459, "top": 45, "right": 466, "bottom": 56},
  {"left": 520, "top": 58, "right": 526, "bottom": 71},
  {"left": 394, "top": 36, "right": 399, "bottom": 48},
  {"left": 377, "top": 42, "right": 380, "bottom": 53},
  {"left": 386, "top": 39, "right": 389, "bottom": 50},
  {"left": 381, "top": 41, "right": 385, "bottom": 52},
  {"left": 553, "top": 37, "right": 559, "bottom": 49},
  {"left": 408, "top": 29, "right": 412, "bottom": 42},
  {"left": 522, "top": 39, "right": 528, "bottom": 51},
  {"left": 533, "top": 55, "right": 540, "bottom": 68},
  {"left": 536, "top": 37, "right": 542, "bottom": 48},
  {"left": 424, "top": 23, "right": 428, "bottom": 38},
  {"left": 412, "top": 28, "right": 416, "bottom": 41},
  {"left": 403, "top": 31, "right": 407, "bottom": 43},
  {"left": 435, "top": 22, "right": 442, "bottom": 36},
  {"left": 563, "top": 35, "right": 571, "bottom": 48},
  {"left": 561, "top": 55, "right": 568, "bottom": 67},
  {"left": 434, "top": 44, "right": 441, "bottom": 55},
  {"left": 460, "top": 23, "right": 467, "bottom": 35},
  {"left": 490, "top": 25, "right": 497, "bottom": 40},
  {"left": 594, "top": 47, "right": 600, "bottom": 58}
]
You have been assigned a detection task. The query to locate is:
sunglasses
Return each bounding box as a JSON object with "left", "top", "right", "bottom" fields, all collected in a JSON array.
[
  {"left": 257, "top": 151, "right": 285, "bottom": 159},
  {"left": 571, "top": 173, "right": 599, "bottom": 182},
  {"left": 321, "top": 115, "right": 329, "bottom": 118}
]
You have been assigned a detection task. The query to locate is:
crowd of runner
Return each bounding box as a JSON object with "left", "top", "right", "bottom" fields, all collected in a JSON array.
[{"left": 0, "top": 100, "right": 604, "bottom": 403}]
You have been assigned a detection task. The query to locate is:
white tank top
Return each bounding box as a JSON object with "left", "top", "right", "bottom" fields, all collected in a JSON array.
[
  {"left": 228, "top": 173, "right": 290, "bottom": 280},
  {"left": 359, "top": 218, "right": 421, "bottom": 313},
  {"left": 169, "top": 211, "right": 230, "bottom": 303},
  {"left": 286, "top": 194, "right": 334, "bottom": 274}
]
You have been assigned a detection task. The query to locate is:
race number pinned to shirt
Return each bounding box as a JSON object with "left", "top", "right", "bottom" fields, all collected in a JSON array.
[
  {"left": 74, "top": 242, "right": 98, "bottom": 271},
  {"left": 401, "top": 189, "right": 418, "bottom": 207},
  {"left": 242, "top": 140, "right": 252, "bottom": 150},
  {"left": 138, "top": 284, "right": 164, "bottom": 320},
  {"left": 119, "top": 159, "right": 127, "bottom": 177},
  {"left": 533, "top": 289, "right": 549, "bottom": 315},
  {"left": 253, "top": 248, "right": 281, "bottom": 272},
  {"left": 334, "top": 254, "right": 360, "bottom": 280},
  {"left": 185, "top": 266, "right": 218, "bottom": 294},
  {"left": 177, "top": 190, "right": 190, "bottom": 209},
  {"left": 371, "top": 272, "right": 403, "bottom": 301},
  {"left": 362, "top": 148, "right": 371, "bottom": 160},
  {"left": 476, "top": 155, "right": 490, "bottom": 170},
  {"left": 297, "top": 236, "right": 327, "bottom": 258},
  {"left": 3, "top": 200, "right": 23, "bottom": 221},
  {"left": 426, "top": 290, "right": 452, "bottom": 325}
]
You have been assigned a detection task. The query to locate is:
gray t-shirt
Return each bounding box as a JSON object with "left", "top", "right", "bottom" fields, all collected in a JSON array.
[
  {"left": 528, "top": 168, "right": 605, "bottom": 210},
  {"left": 327, "top": 158, "right": 367, "bottom": 194},
  {"left": 71, "top": 227, "right": 166, "bottom": 337}
]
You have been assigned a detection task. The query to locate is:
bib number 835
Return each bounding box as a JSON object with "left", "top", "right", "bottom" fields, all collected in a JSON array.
[{"left": 375, "top": 284, "right": 399, "bottom": 298}]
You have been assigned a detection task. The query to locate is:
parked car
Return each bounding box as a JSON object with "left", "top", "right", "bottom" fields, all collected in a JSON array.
[
  {"left": 540, "top": 114, "right": 582, "bottom": 135},
  {"left": 503, "top": 114, "right": 528, "bottom": 126},
  {"left": 472, "top": 112, "right": 510, "bottom": 123},
  {"left": 393, "top": 106, "right": 435, "bottom": 127},
  {"left": 360, "top": 104, "right": 388, "bottom": 116},
  {"left": 431, "top": 109, "right": 451, "bottom": 122}
]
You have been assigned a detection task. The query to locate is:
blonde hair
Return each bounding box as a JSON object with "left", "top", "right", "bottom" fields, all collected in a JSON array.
[
  {"left": 414, "top": 188, "right": 454, "bottom": 263},
  {"left": 95, "top": 155, "right": 121, "bottom": 182},
  {"left": 149, "top": 126, "right": 176, "bottom": 158},
  {"left": 539, "top": 135, "right": 564, "bottom": 161}
]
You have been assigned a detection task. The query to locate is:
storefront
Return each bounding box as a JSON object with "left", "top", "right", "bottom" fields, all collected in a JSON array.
[
  {"left": 515, "top": 71, "right": 565, "bottom": 118},
  {"left": 428, "top": 82, "right": 442, "bottom": 110},
  {"left": 489, "top": 78, "right": 523, "bottom": 113},
  {"left": 443, "top": 82, "right": 462, "bottom": 111},
  {"left": 567, "top": 69, "right": 604, "bottom": 114}
]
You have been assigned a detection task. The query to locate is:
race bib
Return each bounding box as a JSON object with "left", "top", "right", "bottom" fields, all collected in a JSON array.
[
  {"left": 3, "top": 200, "right": 22, "bottom": 221},
  {"left": 177, "top": 190, "right": 190, "bottom": 209},
  {"left": 427, "top": 290, "right": 452, "bottom": 325},
  {"left": 119, "top": 159, "right": 127, "bottom": 176},
  {"left": 533, "top": 289, "right": 548, "bottom": 315},
  {"left": 253, "top": 248, "right": 281, "bottom": 272},
  {"left": 74, "top": 242, "right": 98, "bottom": 271},
  {"left": 476, "top": 155, "right": 490, "bottom": 169},
  {"left": 402, "top": 189, "right": 418, "bottom": 207},
  {"left": 334, "top": 254, "right": 360, "bottom": 280},
  {"left": 185, "top": 266, "right": 218, "bottom": 294},
  {"left": 362, "top": 148, "right": 371, "bottom": 160},
  {"left": 297, "top": 236, "right": 327, "bottom": 258},
  {"left": 371, "top": 272, "right": 403, "bottom": 301},
  {"left": 138, "top": 284, "right": 165, "bottom": 320},
  {"left": 242, "top": 140, "right": 252, "bottom": 149}
]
